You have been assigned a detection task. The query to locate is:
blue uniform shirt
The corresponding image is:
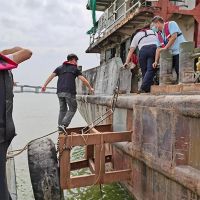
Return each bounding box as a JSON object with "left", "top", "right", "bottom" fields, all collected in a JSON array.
[{"left": 160, "top": 21, "right": 186, "bottom": 55}]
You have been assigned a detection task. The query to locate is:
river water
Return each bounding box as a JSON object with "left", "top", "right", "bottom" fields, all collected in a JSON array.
[{"left": 12, "top": 93, "right": 133, "bottom": 200}]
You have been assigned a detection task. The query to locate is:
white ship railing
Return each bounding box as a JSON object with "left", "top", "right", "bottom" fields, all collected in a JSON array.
[{"left": 89, "top": 0, "right": 142, "bottom": 45}]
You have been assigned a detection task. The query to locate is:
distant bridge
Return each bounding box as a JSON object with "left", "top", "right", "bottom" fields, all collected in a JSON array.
[{"left": 14, "top": 85, "right": 56, "bottom": 94}]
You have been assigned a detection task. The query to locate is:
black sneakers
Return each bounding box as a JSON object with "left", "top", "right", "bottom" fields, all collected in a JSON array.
[
  {"left": 58, "top": 125, "right": 68, "bottom": 135},
  {"left": 137, "top": 89, "right": 148, "bottom": 94}
]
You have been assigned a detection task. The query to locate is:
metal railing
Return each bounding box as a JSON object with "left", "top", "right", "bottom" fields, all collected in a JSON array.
[
  {"left": 14, "top": 85, "right": 56, "bottom": 94},
  {"left": 89, "top": 0, "right": 142, "bottom": 45}
]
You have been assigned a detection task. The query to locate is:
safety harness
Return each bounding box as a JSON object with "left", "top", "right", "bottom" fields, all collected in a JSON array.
[
  {"left": 137, "top": 29, "right": 156, "bottom": 45},
  {"left": 157, "top": 22, "right": 183, "bottom": 48}
]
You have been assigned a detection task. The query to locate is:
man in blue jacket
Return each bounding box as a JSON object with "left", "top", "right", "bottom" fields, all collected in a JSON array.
[{"left": 152, "top": 16, "right": 186, "bottom": 80}]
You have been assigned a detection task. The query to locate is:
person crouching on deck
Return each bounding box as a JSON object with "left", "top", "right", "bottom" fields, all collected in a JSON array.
[
  {"left": 151, "top": 16, "right": 186, "bottom": 81},
  {"left": 0, "top": 46, "right": 32, "bottom": 200},
  {"left": 124, "top": 27, "right": 158, "bottom": 93},
  {"left": 42, "top": 54, "right": 94, "bottom": 133}
]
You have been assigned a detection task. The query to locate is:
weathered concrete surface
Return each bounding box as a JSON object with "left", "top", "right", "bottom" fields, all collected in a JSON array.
[
  {"left": 76, "top": 94, "right": 200, "bottom": 199},
  {"left": 7, "top": 145, "right": 17, "bottom": 200},
  {"left": 151, "top": 83, "right": 200, "bottom": 95},
  {"left": 159, "top": 49, "right": 173, "bottom": 85},
  {"left": 76, "top": 57, "right": 132, "bottom": 95},
  {"left": 179, "top": 42, "right": 195, "bottom": 84}
]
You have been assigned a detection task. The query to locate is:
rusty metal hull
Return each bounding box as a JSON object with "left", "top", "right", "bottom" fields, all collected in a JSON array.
[{"left": 77, "top": 94, "right": 200, "bottom": 200}]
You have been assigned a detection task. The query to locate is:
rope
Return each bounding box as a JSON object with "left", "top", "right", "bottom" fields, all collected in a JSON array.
[
  {"left": 7, "top": 130, "right": 58, "bottom": 159},
  {"left": 80, "top": 66, "right": 124, "bottom": 135}
]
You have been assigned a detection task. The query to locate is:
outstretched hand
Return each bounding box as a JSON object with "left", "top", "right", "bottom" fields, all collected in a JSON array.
[
  {"left": 89, "top": 88, "right": 94, "bottom": 94},
  {"left": 123, "top": 63, "right": 128, "bottom": 69},
  {"left": 41, "top": 86, "right": 46, "bottom": 92},
  {"left": 152, "top": 62, "right": 158, "bottom": 69}
]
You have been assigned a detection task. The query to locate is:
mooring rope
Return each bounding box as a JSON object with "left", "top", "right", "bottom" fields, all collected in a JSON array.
[{"left": 7, "top": 130, "right": 58, "bottom": 159}]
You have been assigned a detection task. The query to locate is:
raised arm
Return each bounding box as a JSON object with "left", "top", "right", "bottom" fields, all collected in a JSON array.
[
  {"left": 0, "top": 47, "right": 23, "bottom": 55},
  {"left": 42, "top": 73, "right": 56, "bottom": 92},
  {"left": 163, "top": 33, "right": 177, "bottom": 50},
  {"left": 0, "top": 46, "right": 32, "bottom": 64},
  {"left": 78, "top": 75, "right": 94, "bottom": 93}
]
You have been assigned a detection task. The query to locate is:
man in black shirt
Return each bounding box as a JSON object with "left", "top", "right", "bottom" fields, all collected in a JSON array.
[
  {"left": 42, "top": 54, "right": 94, "bottom": 133},
  {"left": 0, "top": 46, "right": 32, "bottom": 200}
]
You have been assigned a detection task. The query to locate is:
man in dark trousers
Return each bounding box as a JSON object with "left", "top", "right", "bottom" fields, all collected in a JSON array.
[
  {"left": 42, "top": 54, "right": 94, "bottom": 133},
  {"left": 124, "top": 28, "right": 158, "bottom": 93},
  {"left": 0, "top": 46, "right": 32, "bottom": 200}
]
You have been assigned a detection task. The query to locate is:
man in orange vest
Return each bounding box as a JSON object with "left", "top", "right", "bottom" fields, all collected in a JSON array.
[{"left": 151, "top": 16, "right": 186, "bottom": 80}]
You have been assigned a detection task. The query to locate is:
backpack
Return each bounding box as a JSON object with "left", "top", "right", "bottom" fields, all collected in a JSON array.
[
  {"left": 0, "top": 53, "right": 18, "bottom": 71},
  {"left": 157, "top": 22, "right": 182, "bottom": 48}
]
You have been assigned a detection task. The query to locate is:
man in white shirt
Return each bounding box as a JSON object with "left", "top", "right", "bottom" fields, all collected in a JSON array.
[{"left": 125, "top": 28, "right": 158, "bottom": 93}]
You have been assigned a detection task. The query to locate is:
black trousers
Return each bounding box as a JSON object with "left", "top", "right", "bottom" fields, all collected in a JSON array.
[
  {"left": 173, "top": 54, "right": 179, "bottom": 80},
  {"left": 139, "top": 44, "right": 157, "bottom": 92},
  {"left": 0, "top": 141, "right": 12, "bottom": 200}
]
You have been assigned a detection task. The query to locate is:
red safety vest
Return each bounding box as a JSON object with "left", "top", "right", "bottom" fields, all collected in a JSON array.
[
  {"left": 157, "top": 22, "right": 171, "bottom": 48},
  {"left": 157, "top": 21, "right": 182, "bottom": 48},
  {"left": 0, "top": 53, "right": 18, "bottom": 70},
  {"left": 131, "top": 53, "right": 138, "bottom": 65}
]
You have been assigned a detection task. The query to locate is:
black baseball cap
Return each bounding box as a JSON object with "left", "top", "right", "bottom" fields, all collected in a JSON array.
[{"left": 67, "top": 54, "right": 79, "bottom": 61}]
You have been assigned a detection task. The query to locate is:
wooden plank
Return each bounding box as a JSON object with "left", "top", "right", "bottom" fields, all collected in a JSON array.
[
  {"left": 94, "top": 145, "right": 101, "bottom": 183},
  {"left": 89, "top": 159, "right": 95, "bottom": 173},
  {"left": 70, "top": 156, "right": 111, "bottom": 172},
  {"left": 95, "top": 144, "right": 105, "bottom": 184},
  {"left": 103, "top": 169, "right": 132, "bottom": 184},
  {"left": 105, "top": 155, "right": 112, "bottom": 163},
  {"left": 59, "top": 137, "right": 71, "bottom": 189},
  {"left": 70, "top": 159, "right": 89, "bottom": 171},
  {"left": 59, "top": 131, "right": 132, "bottom": 147},
  {"left": 68, "top": 175, "right": 96, "bottom": 189},
  {"left": 85, "top": 145, "right": 94, "bottom": 160},
  {"left": 85, "top": 128, "right": 98, "bottom": 160},
  {"left": 67, "top": 170, "right": 132, "bottom": 189},
  {"left": 105, "top": 143, "right": 112, "bottom": 156},
  {"left": 93, "top": 124, "right": 112, "bottom": 132},
  {"left": 63, "top": 124, "right": 112, "bottom": 135},
  {"left": 100, "top": 145, "right": 105, "bottom": 183}
]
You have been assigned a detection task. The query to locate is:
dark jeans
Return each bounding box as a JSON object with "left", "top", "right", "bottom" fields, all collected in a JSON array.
[
  {"left": 0, "top": 141, "right": 12, "bottom": 200},
  {"left": 57, "top": 92, "right": 77, "bottom": 127},
  {"left": 173, "top": 54, "right": 179, "bottom": 80},
  {"left": 139, "top": 44, "right": 157, "bottom": 92}
]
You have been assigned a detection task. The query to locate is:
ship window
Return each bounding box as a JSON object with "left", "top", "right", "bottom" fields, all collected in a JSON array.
[{"left": 105, "top": 48, "right": 116, "bottom": 62}]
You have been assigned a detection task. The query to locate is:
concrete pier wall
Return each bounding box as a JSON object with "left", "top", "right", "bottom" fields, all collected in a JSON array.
[
  {"left": 76, "top": 57, "right": 132, "bottom": 95},
  {"left": 76, "top": 94, "right": 200, "bottom": 199},
  {"left": 76, "top": 56, "right": 200, "bottom": 199}
]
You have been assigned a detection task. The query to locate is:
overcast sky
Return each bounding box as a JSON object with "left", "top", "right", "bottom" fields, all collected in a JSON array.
[{"left": 0, "top": 0, "right": 100, "bottom": 86}]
